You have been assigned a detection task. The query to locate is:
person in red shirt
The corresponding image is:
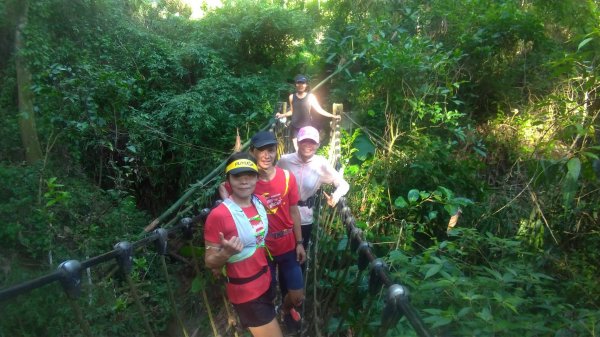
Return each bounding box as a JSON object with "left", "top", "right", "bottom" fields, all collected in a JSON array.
[
  {"left": 220, "top": 131, "right": 306, "bottom": 332},
  {"left": 204, "top": 152, "right": 283, "bottom": 337}
]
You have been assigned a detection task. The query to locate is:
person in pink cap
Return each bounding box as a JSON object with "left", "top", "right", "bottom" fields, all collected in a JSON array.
[{"left": 277, "top": 126, "right": 349, "bottom": 251}]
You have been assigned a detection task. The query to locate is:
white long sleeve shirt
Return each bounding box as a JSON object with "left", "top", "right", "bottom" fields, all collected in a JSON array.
[{"left": 278, "top": 152, "right": 349, "bottom": 225}]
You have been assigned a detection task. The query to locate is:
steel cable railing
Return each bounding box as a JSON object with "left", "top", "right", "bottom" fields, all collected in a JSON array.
[
  {"left": 300, "top": 106, "right": 433, "bottom": 337},
  {"left": 0, "top": 218, "right": 205, "bottom": 337},
  {"left": 332, "top": 198, "right": 432, "bottom": 337}
]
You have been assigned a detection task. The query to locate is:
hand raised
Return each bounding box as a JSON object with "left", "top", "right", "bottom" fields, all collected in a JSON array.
[
  {"left": 219, "top": 232, "right": 243, "bottom": 257},
  {"left": 323, "top": 191, "right": 337, "bottom": 207}
]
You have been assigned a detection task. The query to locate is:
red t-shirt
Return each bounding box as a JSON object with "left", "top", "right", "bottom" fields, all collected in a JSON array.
[
  {"left": 204, "top": 196, "right": 270, "bottom": 304},
  {"left": 254, "top": 167, "right": 300, "bottom": 256},
  {"left": 224, "top": 168, "right": 300, "bottom": 256}
]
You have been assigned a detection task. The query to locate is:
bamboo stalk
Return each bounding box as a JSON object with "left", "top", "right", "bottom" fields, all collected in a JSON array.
[
  {"left": 160, "top": 256, "right": 190, "bottom": 337},
  {"left": 125, "top": 274, "right": 156, "bottom": 337},
  {"left": 189, "top": 239, "right": 220, "bottom": 337},
  {"left": 144, "top": 121, "right": 276, "bottom": 233},
  {"left": 66, "top": 296, "right": 94, "bottom": 337}
]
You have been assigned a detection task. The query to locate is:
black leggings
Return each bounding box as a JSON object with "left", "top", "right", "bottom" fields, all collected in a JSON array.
[
  {"left": 300, "top": 224, "right": 312, "bottom": 252},
  {"left": 301, "top": 224, "right": 314, "bottom": 275},
  {"left": 301, "top": 224, "right": 313, "bottom": 251}
]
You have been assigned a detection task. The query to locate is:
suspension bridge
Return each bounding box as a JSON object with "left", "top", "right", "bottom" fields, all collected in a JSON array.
[{"left": 0, "top": 106, "right": 433, "bottom": 337}]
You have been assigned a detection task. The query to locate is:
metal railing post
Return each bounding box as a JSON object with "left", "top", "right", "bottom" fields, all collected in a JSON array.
[
  {"left": 155, "top": 227, "right": 190, "bottom": 337},
  {"left": 58, "top": 260, "right": 94, "bottom": 337},
  {"left": 114, "top": 241, "right": 156, "bottom": 337},
  {"left": 335, "top": 197, "right": 434, "bottom": 337}
]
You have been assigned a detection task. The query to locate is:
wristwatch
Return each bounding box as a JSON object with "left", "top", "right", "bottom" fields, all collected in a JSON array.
[{"left": 296, "top": 240, "right": 303, "bottom": 245}]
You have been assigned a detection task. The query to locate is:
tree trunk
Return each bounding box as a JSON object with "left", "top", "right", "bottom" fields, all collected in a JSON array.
[{"left": 15, "top": 0, "right": 42, "bottom": 164}]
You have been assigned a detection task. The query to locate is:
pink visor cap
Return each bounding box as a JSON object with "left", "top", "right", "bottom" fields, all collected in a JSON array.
[{"left": 297, "top": 126, "right": 320, "bottom": 143}]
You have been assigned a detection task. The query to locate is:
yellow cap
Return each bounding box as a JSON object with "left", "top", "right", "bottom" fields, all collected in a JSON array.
[{"left": 225, "top": 159, "right": 258, "bottom": 175}]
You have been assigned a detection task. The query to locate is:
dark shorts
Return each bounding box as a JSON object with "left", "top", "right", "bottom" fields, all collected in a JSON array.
[
  {"left": 232, "top": 284, "right": 277, "bottom": 328},
  {"left": 291, "top": 126, "right": 300, "bottom": 138},
  {"left": 291, "top": 125, "right": 317, "bottom": 137},
  {"left": 269, "top": 250, "right": 304, "bottom": 291}
]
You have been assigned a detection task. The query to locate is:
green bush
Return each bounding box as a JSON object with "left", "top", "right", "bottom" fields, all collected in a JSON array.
[{"left": 0, "top": 163, "right": 180, "bottom": 337}]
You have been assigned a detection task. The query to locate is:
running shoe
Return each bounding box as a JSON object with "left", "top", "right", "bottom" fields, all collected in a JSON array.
[{"left": 283, "top": 307, "right": 301, "bottom": 333}]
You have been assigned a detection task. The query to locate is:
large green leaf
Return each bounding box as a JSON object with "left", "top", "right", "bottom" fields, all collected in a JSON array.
[
  {"left": 566, "top": 157, "right": 581, "bottom": 181},
  {"left": 394, "top": 196, "right": 408, "bottom": 208},
  {"left": 352, "top": 134, "right": 375, "bottom": 161},
  {"left": 437, "top": 186, "right": 454, "bottom": 199},
  {"left": 408, "top": 189, "right": 420, "bottom": 203},
  {"left": 444, "top": 203, "right": 460, "bottom": 216},
  {"left": 191, "top": 276, "right": 204, "bottom": 293},
  {"left": 563, "top": 157, "right": 581, "bottom": 207},
  {"left": 451, "top": 197, "right": 474, "bottom": 206},
  {"left": 337, "top": 235, "right": 349, "bottom": 251},
  {"left": 430, "top": 316, "right": 452, "bottom": 329},
  {"left": 424, "top": 263, "right": 443, "bottom": 279},
  {"left": 577, "top": 37, "right": 593, "bottom": 51}
]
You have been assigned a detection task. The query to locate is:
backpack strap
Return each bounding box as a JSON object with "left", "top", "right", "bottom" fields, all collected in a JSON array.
[{"left": 283, "top": 169, "right": 290, "bottom": 197}]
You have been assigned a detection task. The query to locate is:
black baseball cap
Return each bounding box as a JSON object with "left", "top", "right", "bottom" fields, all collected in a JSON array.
[
  {"left": 251, "top": 131, "right": 277, "bottom": 148},
  {"left": 295, "top": 74, "right": 307, "bottom": 83}
]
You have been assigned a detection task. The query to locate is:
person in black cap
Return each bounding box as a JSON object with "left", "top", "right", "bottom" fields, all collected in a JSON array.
[
  {"left": 205, "top": 152, "right": 284, "bottom": 337},
  {"left": 275, "top": 74, "right": 341, "bottom": 149}
]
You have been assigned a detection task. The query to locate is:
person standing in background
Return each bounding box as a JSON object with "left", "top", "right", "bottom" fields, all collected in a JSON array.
[{"left": 275, "top": 74, "right": 341, "bottom": 149}]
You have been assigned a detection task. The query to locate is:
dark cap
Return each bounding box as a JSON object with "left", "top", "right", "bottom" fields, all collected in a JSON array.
[
  {"left": 251, "top": 131, "right": 277, "bottom": 148},
  {"left": 294, "top": 74, "right": 307, "bottom": 83}
]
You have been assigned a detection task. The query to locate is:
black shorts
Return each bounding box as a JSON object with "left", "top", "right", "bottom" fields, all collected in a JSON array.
[
  {"left": 232, "top": 284, "right": 277, "bottom": 328},
  {"left": 292, "top": 126, "right": 301, "bottom": 138}
]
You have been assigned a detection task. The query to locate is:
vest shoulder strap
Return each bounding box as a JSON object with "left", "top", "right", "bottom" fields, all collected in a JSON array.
[{"left": 283, "top": 169, "right": 290, "bottom": 197}]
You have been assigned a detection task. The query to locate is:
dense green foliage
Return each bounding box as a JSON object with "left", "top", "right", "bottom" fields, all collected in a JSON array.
[
  {"left": 320, "top": 0, "right": 600, "bottom": 335},
  {"left": 1, "top": 0, "right": 599, "bottom": 336}
]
